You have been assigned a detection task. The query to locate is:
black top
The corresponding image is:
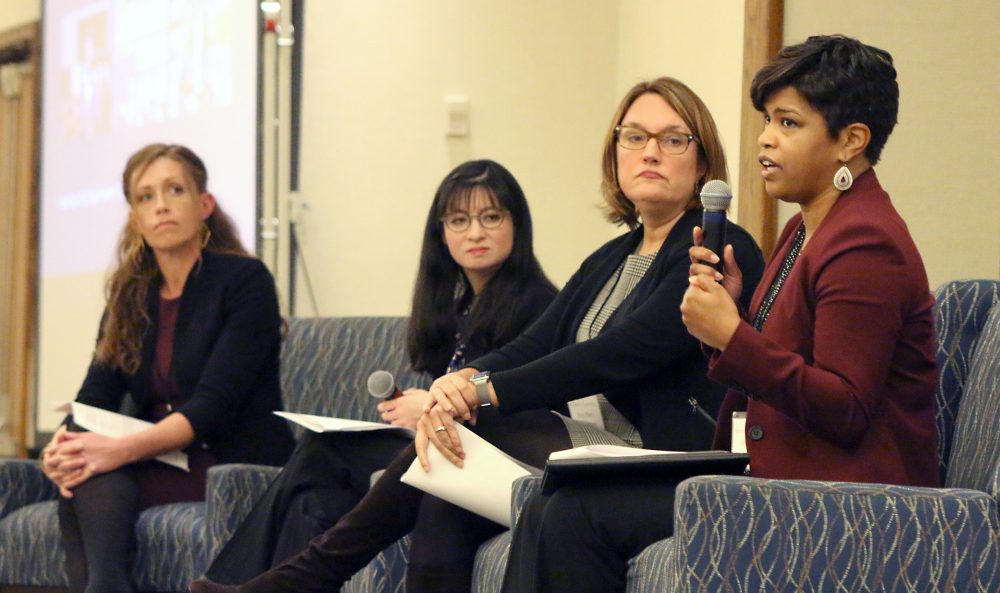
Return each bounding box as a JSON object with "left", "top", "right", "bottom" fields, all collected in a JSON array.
[
  {"left": 75, "top": 251, "right": 294, "bottom": 466},
  {"left": 471, "top": 209, "right": 766, "bottom": 451},
  {"left": 448, "top": 279, "right": 559, "bottom": 376}
]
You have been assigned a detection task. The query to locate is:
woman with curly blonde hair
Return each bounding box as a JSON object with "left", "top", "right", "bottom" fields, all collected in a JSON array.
[{"left": 42, "top": 143, "right": 294, "bottom": 593}]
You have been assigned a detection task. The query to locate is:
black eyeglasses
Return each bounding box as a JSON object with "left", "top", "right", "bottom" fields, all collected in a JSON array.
[
  {"left": 615, "top": 125, "right": 699, "bottom": 155},
  {"left": 440, "top": 208, "right": 508, "bottom": 232}
]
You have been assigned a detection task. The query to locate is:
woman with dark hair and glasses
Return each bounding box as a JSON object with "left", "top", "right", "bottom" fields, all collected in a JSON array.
[
  {"left": 191, "top": 76, "right": 764, "bottom": 593},
  {"left": 201, "top": 159, "right": 558, "bottom": 585},
  {"left": 498, "top": 35, "right": 939, "bottom": 593}
]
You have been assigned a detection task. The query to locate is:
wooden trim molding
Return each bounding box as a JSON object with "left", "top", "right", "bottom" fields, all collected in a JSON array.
[
  {"left": 737, "top": 0, "right": 783, "bottom": 258},
  {"left": 0, "top": 22, "right": 40, "bottom": 457}
]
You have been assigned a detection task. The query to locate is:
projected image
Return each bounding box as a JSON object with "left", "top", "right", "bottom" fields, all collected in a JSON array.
[
  {"left": 38, "top": 0, "right": 259, "bottom": 433},
  {"left": 62, "top": 6, "right": 112, "bottom": 137},
  {"left": 42, "top": 0, "right": 257, "bottom": 277}
]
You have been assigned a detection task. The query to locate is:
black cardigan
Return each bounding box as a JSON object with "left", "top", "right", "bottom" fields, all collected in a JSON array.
[
  {"left": 75, "top": 252, "right": 294, "bottom": 466},
  {"left": 471, "top": 209, "right": 765, "bottom": 451}
]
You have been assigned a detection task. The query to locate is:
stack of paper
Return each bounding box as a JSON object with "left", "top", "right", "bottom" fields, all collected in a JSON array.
[{"left": 400, "top": 424, "right": 531, "bottom": 527}]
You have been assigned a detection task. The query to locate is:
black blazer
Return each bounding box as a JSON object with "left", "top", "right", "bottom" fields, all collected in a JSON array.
[
  {"left": 75, "top": 252, "right": 294, "bottom": 466},
  {"left": 471, "top": 209, "right": 765, "bottom": 451}
]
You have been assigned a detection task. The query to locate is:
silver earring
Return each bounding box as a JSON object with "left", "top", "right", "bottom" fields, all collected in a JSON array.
[{"left": 833, "top": 163, "right": 853, "bottom": 191}]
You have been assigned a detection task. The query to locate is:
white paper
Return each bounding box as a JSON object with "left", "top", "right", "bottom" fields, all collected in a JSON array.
[
  {"left": 548, "top": 444, "right": 681, "bottom": 461},
  {"left": 274, "top": 411, "right": 415, "bottom": 437},
  {"left": 70, "top": 402, "right": 189, "bottom": 471},
  {"left": 400, "top": 424, "right": 530, "bottom": 527}
]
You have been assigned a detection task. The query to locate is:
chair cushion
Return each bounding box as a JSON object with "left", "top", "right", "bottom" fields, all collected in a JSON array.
[
  {"left": 674, "top": 476, "right": 1000, "bottom": 593},
  {"left": 0, "top": 500, "right": 67, "bottom": 586},
  {"left": 205, "top": 463, "right": 282, "bottom": 561},
  {"left": 626, "top": 537, "right": 676, "bottom": 593},
  {"left": 471, "top": 531, "right": 512, "bottom": 593},
  {"left": 133, "top": 502, "right": 208, "bottom": 593},
  {"left": 342, "top": 535, "right": 411, "bottom": 593},
  {"left": 0, "top": 499, "right": 210, "bottom": 591},
  {"left": 934, "top": 280, "right": 1000, "bottom": 481},
  {"left": 946, "top": 303, "right": 1000, "bottom": 493},
  {"left": 0, "top": 459, "right": 58, "bottom": 520}
]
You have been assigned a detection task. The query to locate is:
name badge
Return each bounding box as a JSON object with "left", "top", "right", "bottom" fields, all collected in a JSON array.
[
  {"left": 567, "top": 395, "right": 606, "bottom": 430},
  {"left": 731, "top": 411, "right": 747, "bottom": 453}
]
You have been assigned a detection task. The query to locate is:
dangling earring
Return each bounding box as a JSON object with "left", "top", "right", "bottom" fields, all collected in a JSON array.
[
  {"left": 200, "top": 222, "right": 212, "bottom": 248},
  {"left": 833, "top": 162, "right": 853, "bottom": 191}
]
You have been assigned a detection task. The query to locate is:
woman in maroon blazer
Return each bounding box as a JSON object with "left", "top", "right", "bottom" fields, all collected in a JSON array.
[
  {"left": 684, "top": 34, "right": 938, "bottom": 486},
  {"left": 499, "top": 34, "right": 939, "bottom": 593}
]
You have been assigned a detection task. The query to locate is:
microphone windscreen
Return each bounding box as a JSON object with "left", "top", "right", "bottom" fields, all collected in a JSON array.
[
  {"left": 700, "top": 179, "right": 733, "bottom": 211},
  {"left": 367, "top": 370, "right": 396, "bottom": 399}
]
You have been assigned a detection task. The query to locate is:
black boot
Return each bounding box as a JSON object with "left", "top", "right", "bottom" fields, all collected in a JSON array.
[{"left": 193, "top": 445, "right": 425, "bottom": 593}]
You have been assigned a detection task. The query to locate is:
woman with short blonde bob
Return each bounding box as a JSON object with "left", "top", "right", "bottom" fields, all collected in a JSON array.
[{"left": 43, "top": 143, "right": 294, "bottom": 593}]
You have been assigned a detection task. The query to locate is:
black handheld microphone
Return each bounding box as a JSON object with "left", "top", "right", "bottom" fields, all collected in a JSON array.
[
  {"left": 699, "top": 179, "right": 733, "bottom": 272},
  {"left": 367, "top": 370, "right": 403, "bottom": 400}
]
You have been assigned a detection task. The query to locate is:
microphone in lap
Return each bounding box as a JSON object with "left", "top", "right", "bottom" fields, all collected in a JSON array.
[
  {"left": 367, "top": 370, "right": 403, "bottom": 400},
  {"left": 699, "top": 179, "right": 733, "bottom": 273}
]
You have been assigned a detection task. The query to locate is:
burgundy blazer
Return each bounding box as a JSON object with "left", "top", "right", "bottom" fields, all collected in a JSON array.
[{"left": 711, "top": 170, "right": 939, "bottom": 487}]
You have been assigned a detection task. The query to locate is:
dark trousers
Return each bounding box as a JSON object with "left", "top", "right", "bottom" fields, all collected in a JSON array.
[
  {"left": 236, "top": 408, "right": 570, "bottom": 593},
  {"left": 206, "top": 430, "right": 412, "bottom": 583},
  {"left": 500, "top": 478, "right": 678, "bottom": 593}
]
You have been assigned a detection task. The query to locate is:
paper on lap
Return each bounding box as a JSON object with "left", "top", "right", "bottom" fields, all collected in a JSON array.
[
  {"left": 548, "top": 444, "right": 681, "bottom": 461},
  {"left": 400, "top": 424, "right": 531, "bottom": 527},
  {"left": 69, "top": 402, "right": 189, "bottom": 471},
  {"left": 274, "top": 411, "right": 415, "bottom": 437}
]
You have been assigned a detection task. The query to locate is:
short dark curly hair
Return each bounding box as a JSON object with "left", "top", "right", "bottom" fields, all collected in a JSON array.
[{"left": 750, "top": 35, "right": 898, "bottom": 165}]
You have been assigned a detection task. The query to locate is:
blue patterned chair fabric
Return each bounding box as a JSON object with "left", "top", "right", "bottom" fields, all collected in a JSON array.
[
  {"left": 0, "top": 316, "right": 425, "bottom": 593},
  {"left": 673, "top": 477, "right": 999, "bottom": 593}
]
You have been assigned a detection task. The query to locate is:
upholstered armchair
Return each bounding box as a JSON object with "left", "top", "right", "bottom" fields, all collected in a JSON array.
[{"left": 0, "top": 316, "right": 427, "bottom": 593}]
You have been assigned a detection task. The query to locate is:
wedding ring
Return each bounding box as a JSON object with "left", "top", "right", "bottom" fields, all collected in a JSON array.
[{"left": 434, "top": 425, "right": 447, "bottom": 433}]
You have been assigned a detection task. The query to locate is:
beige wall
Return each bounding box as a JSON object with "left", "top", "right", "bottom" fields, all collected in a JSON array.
[
  {"left": 294, "top": 0, "right": 622, "bottom": 316},
  {"left": 0, "top": 0, "right": 40, "bottom": 31},
  {"left": 781, "top": 0, "right": 1000, "bottom": 287},
  {"left": 296, "top": 0, "right": 748, "bottom": 316}
]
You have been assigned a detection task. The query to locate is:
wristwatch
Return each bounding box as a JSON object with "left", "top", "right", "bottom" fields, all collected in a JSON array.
[{"left": 470, "top": 371, "right": 493, "bottom": 408}]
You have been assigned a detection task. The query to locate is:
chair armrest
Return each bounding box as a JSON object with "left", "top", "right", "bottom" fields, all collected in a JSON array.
[
  {"left": 204, "top": 463, "right": 282, "bottom": 560},
  {"left": 511, "top": 475, "right": 542, "bottom": 526},
  {"left": 672, "top": 475, "right": 1000, "bottom": 593},
  {"left": 0, "top": 458, "right": 59, "bottom": 519}
]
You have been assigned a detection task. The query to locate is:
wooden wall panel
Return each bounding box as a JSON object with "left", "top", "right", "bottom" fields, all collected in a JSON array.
[
  {"left": 0, "top": 22, "right": 40, "bottom": 457},
  {"left": 738, "top": 0, "right": 783, "bottom": 258}
]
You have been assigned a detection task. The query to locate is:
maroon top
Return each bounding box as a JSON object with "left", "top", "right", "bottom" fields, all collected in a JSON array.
[
  {"left": 151, "top": 296, "right": 181, "bottom": 418},
  {"left": 711, "top": 170, "right": 939, "bottom": 487},
  {"left": 134, "top": 295, "right": 215, "bottom": 510}
]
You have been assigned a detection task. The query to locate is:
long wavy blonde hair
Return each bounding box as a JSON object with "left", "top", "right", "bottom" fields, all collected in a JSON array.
[{"left": 94, "top": 143, "right": 248, "bottom": 373}]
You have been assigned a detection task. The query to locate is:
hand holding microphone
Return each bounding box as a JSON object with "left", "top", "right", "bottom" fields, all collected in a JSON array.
[
  {"left": 367, "top": 370, "right": 403, "bottom": 400},
  {"left": 698, "top": 179, "right": 732, "bottom": 272},
  {"left": 369, "top": 370, "right": 427, "bottom": 429},
  {"left": 690, "top": 180, "right": 743, "bottom": 304}
]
